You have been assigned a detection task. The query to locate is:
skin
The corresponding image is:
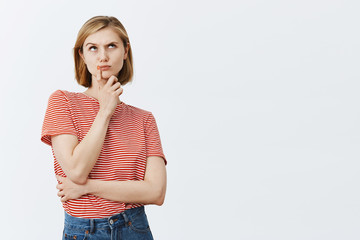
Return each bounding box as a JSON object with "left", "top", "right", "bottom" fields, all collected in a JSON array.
[
  {"left": 51, "top": 27, "right": 167, "bottom": 206},
  {"left": 80, "top": 27, "right": 128, "bottom": 101}
]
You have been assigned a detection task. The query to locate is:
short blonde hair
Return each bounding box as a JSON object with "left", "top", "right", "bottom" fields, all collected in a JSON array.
[{"left": 74, "top": 16, "right": 133, "bottom": 87}]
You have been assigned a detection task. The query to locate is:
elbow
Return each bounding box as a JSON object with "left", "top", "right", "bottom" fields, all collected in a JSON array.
[
  {"left": 154, "top": 197, "right": 165, "bottom": 206},
  {"left": 62, "top": 160, "right": 88, "bottom": 185},
  {"left": 71, "top": 177, "right": 87, "bottom": 185},
  {"left": 152, "top": 187, "right": 166, "bottom": 206},
  {"left": 67, "top": 171, "right": 88, "bottom": 185}
]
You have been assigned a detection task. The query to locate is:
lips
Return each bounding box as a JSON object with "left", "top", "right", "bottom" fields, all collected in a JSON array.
[{"left": 99, "top": 65, "right": 111, "bottom": 71}]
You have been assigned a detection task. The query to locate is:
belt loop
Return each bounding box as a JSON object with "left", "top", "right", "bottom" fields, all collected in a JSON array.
[
  {"left": 121, "top": 211, "right": 129, "bottom": 224},
  {"left": 90, "top": 219, "right": 95, "bottom": 234}
]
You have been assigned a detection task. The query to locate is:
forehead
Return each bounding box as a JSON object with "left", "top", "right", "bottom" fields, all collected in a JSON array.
[{"left": 84, "top": 27, "right": 121, "bottom": 44}]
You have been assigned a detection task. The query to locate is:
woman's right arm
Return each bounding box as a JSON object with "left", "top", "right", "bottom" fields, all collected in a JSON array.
[
  {"left": 51, "top": 111, "right": 111, "bottom": 185},
  {"left": 51, "top": 72, "right": 122, "bottom": 185}
]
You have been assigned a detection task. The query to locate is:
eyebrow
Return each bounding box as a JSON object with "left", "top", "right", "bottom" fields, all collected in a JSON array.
[{"left": 85, "top": 41, "right": 119, "bottom": 46}]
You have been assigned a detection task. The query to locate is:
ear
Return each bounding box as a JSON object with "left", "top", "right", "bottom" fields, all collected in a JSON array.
[
  {"left": 78, "top": 49, "right": 86, "bottom": 64},
  {"left": 124, "top": 42, "right": 130, "bottom": 60}
]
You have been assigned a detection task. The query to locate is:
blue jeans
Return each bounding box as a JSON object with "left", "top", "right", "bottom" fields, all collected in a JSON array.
[{"left": 63, "top": 206, "right": 154, "bottom": 240}]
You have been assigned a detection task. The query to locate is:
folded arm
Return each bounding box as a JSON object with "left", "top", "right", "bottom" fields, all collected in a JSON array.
[{"left": 57, "top": 156, "right": 167, "bottom": 205}]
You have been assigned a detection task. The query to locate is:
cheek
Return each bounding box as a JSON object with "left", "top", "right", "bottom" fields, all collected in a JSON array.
[
  {"left": 87, "top": 65, "right": 96, "bottom": 75},
  {"left": 114, "top": 60, "right": 124, "bottom": 72},
  {"left": 113, "top": 53, "right": 125, "bottom": 72},
  {"left": 84, "top": 57, "right": 97, "bottom": 74}
]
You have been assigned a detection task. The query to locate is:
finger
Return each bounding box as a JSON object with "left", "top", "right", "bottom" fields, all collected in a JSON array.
[
  {"left": 97, "top": 65, "right": 102, "bottom": 82},
  {"left": 56, "top": 175, "right": 64, "bottom": 183},
  {"left": 105, "top": 75, "right": 118, "bottom": 87},
  {"left": 109, "top": 75, "right": 118, "bottom": 83},
  {"left": 105, "top": 75, "right": 117, "bottom": 87},
  {"left": 61, "top": 195, "right": 67, "bottom": 203},
  {"left": 56, "top": 183, "right": 64, "bottom": 190},
  {"left": 57, "top": 190, "right": 65, "bottom": 197},
  {"left": 110, "top": 82, "right": 121, "bottom": 91},
  {"left": 115, "top": 87, "right": 124, "bottom": 96}
]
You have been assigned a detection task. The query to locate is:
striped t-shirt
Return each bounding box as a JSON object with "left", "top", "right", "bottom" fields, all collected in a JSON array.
[{"left": 41, "top": 90, "right": 166, "bottom": 218}]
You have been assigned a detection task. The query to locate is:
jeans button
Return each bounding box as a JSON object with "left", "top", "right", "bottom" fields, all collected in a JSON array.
[{"left": 110, "top": 219, "right": 114, "bottom": 224}]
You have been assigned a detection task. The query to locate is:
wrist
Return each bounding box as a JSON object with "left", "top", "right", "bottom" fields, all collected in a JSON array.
[
  {"left": 83, "top": 179, "right": 93, "bottom": 195},
  {"left": 97, "top": 109, "right": 112, "bottom": 121}
]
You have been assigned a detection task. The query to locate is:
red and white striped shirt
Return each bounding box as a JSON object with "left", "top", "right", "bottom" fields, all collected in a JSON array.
[{"left": 41, "top": 90, "right": 166, "bottom": 218}]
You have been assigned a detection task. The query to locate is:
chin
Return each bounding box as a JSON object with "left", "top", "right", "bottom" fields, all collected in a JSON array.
[{"left": 102, "top": 72, "right": 118, "bottom": 79}]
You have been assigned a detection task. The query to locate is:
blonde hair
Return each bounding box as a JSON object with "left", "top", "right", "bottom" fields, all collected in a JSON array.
[{"left": 74, "top": 16, "right": 133, "bottom": 87}]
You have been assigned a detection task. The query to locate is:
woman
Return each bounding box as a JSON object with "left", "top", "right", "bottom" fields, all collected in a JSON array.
[{"left": 41, "top": 16, "right": 167, "bottom": 240}]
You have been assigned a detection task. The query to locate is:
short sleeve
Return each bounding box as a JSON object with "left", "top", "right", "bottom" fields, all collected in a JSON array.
[
  {"left": 41, "top": 90, "right": 78, "bottom": 146},
  {"left": 144, "top": 112, "right": 167, "bottom": 165}
]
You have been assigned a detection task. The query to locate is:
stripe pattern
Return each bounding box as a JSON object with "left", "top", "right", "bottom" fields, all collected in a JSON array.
[{"left": 41, "top": 90, "right": 166, "bottom": 218}]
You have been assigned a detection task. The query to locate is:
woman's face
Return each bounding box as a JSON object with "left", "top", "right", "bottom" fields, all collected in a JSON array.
[{"left": 80, "top": 27, "right": 128, "bottom": 81}]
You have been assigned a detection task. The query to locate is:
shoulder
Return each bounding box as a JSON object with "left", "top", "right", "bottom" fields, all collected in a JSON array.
[
  {"left": 48, "top": 90, "right": 80, "bottom": 102},
  {"left": 50, "top": 89, "right": 79, "bottom": 97},
  {"left": 124, "top": 104, "right": 154, "bottom": 120},
  {"left": 46, "top": 90, "right": 82, "bottom": 110},
  {"left": 47, "top": 89, "right": 67, "bottom": 104},
  {"left": 48, "top": 89, "right": 69, "bottom": 99}
]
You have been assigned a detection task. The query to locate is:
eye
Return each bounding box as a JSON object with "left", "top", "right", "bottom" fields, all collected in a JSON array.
[
  {"left": 108, "top": 44, "right": 116, "bottom": 49},
  {"left": 89, "top": 46, "right": 97, "bottom": 51}
]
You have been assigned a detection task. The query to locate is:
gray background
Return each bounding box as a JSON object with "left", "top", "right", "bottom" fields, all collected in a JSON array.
[{"left": 0, "top": 0, "right": 359, "bottom": 239}]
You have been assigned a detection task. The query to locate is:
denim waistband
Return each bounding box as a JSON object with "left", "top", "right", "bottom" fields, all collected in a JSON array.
[{"left": 64, "top": 206, "right": 145, "bottom": 233}]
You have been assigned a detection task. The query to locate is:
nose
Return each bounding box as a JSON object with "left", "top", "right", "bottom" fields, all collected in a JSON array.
[{"left": 98, "top": 47, "right": 109, "bottom": 62}]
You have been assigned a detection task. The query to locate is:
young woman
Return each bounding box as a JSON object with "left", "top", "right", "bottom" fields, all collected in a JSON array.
[{"left": 41, "top": 16, "right": 167, "bottom": 240}]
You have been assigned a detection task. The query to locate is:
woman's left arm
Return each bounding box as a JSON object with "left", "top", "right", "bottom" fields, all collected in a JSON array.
[{"left": 56, "top": 156, "right": 167, "bottom": 205}]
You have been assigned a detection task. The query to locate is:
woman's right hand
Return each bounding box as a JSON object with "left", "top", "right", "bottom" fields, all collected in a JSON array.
[{"left": 96, "top": 67, "right": 123, "bottom": 117}]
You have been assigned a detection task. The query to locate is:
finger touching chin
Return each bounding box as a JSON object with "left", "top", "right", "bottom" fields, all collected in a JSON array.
[{"left": 100, "top": 71, "right": 117, "bottom": 80}]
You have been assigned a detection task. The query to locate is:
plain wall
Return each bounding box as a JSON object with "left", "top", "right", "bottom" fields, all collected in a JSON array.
[{"left": 0, "top": 0, "right": 359, "bottom": 239}]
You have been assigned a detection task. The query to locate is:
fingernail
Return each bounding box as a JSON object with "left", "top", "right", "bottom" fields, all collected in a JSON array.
[{"left": 97, "top": 66, "right": 100, "bottom": 70}]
